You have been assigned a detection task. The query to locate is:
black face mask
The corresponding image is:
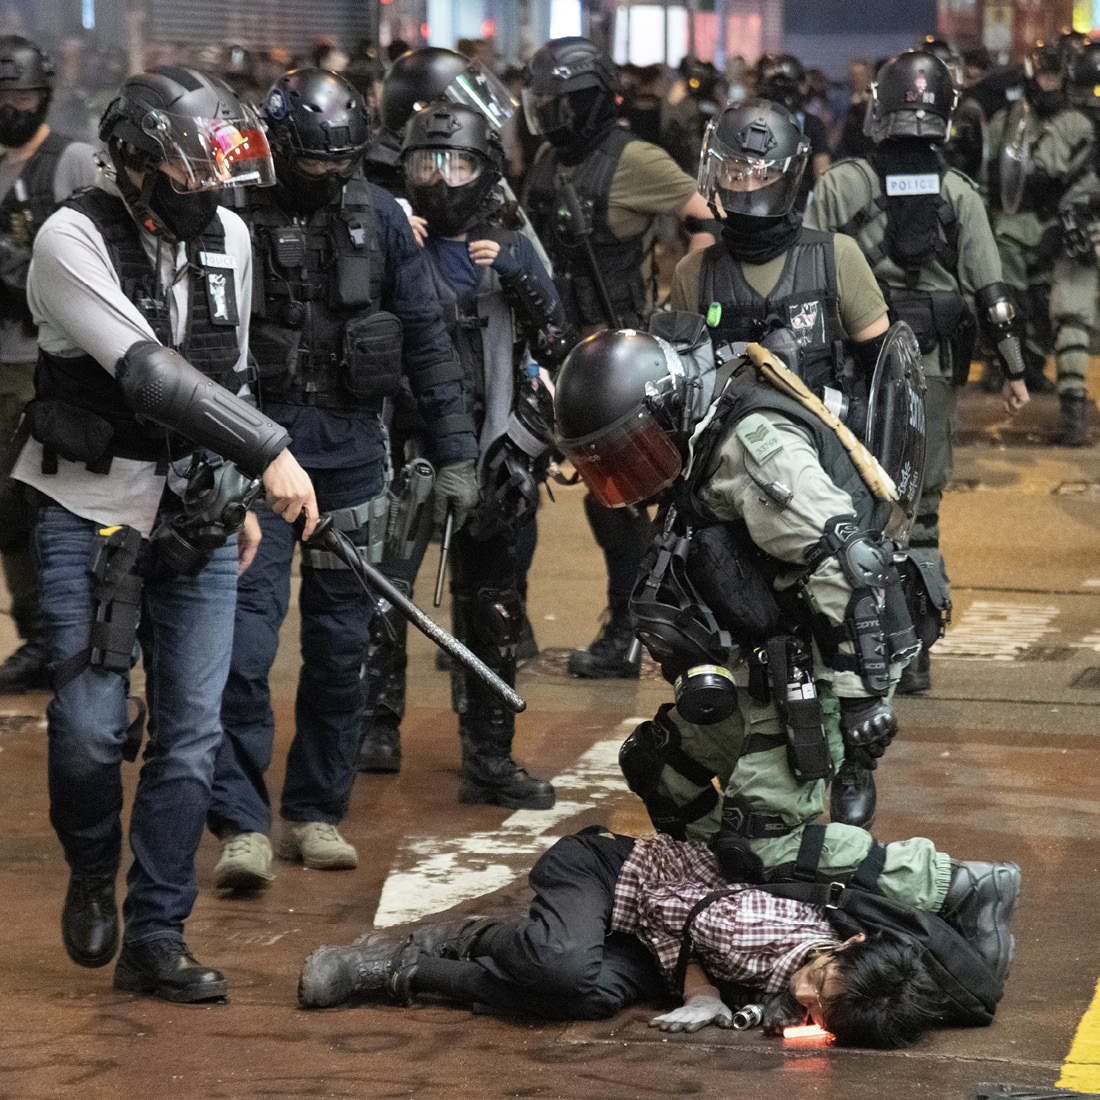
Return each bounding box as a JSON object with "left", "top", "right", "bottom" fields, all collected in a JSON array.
[
  {"left": 1028, "top": 86, "right": 1064, "bottom": 117},
  {"left": 149, "top": 174, "right": 221, "bottom": 242},
  {"left": 0, "top": 102, "right": 46, "bottom": 148},
  {"left": 407, "top": 175, "right": 495, "bottom": 238},
  {"left": 720, "top": 210, "right": 802, "bottom": 264}
]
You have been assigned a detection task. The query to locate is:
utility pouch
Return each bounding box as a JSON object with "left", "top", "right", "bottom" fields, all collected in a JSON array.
[
  {"left": 88, "top": 524, "right": 144, "bottom": 675},
  {"left": 248, "top": 322, "right": 301, "bottom": 381},
  {"left": 686, "top": 523, "right": 781, "bottom": 644},
  {"left": 766, "top": 635, "right": 831, "bottom": 782},
  {"left": 887, "top": 290, "right": 939, "bottom": 354},
  {"left": 26, "top": 398, "right": 114, "bottom": 465},
  {"left": 342, "top": 311, "right": 403, "bottom": 401},
  {"left": 926, "top": 291, "right": 969, "bottom": 385},
  {"left": 333, "top": 253, "right": 374, "bottom": 310}
]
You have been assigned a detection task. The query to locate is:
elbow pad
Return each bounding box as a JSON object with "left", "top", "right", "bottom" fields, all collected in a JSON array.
[
  {"left": 116, "top": 341, "right": 291, "bottom": 478},
  {"left": 974, "top": 283, "right": 1026, "bottom": 380},
  {"left": 499, "top": 270, "right": 573, "bottom": 367}
]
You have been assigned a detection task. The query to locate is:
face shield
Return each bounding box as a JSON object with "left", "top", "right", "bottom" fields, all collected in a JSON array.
[
  {"left": 146, "top": 103, "right": 275, "bottom": 192},
  {"left": 697, "top": 117, "right": 809, "bottom": 217},
  {"left": 559, "top": 404, "right": 683, "bottom": 508},
  {"left": 402, "top": 147, "right": 485, "bottom": 187},
  {"left": 442, "top": 62, "right": 517, "bottom": 130},
  {"left": 521, "top": 87, "right": 569, "bottom": 136}
]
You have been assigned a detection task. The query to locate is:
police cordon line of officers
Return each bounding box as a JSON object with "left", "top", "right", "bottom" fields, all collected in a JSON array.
[{"left": 0, "top": 31, "right": 1024, "bottom": 1015}]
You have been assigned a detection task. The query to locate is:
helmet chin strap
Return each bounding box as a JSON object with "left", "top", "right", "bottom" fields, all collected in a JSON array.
[{"left": 110, "top": 145, "right": 175, "bottom": 242}]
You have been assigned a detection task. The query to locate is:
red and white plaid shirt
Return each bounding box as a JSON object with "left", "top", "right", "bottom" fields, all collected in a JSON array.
[{"left": 610, "top": 834, "right": 838, "bottom": 992}]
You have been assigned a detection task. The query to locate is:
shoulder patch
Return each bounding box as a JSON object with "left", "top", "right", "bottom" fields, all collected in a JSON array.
[{"left": 735, "top": 413, "right": 784, "bottom": 465}]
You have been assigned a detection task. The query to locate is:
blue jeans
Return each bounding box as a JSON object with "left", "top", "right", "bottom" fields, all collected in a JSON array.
[
  {"left": 33, "top": 498, "right": 238, "bottom": 944},
  {"left": 209, "top": 463, "right": 382, "bottom": 835}
]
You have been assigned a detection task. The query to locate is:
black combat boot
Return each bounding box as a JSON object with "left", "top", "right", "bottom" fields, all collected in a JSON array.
[
  {"left": 61, "top": 875, "right": 119, "bottom": 968},
  {"left": 896, "top": 645, "right": 931, "bottom": 695},
  {"left": 1058, "top": 391, "right": 1091, "bottom": 447},
  {"left": 829, "top": 758, "right": 877, "bottom": 828},
  {"left": 299, "top": 932, "right": 422, "bottom": 1009},
  {"left": 459, "top": 714, "right": 555, "bottom": 810},
  {"left": 939, "top": 860, "right": 1022, "bottom": 982},
  {"left": 114, "top": 939, "right": 228, "bottom": 1002},
  {"left": 567, "top": 611, "right": 641, "bottom": 679},
  {"left": 0, "top": 637, "right": 50, "bottom": 693},
  {"left": 358, "top": 585, "right": 409, "bottom": 774}
]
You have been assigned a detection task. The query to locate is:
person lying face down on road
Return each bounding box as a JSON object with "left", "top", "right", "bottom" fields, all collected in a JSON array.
[{"left": 297, "top": 824, "right": 1018, "bottom": 1049}]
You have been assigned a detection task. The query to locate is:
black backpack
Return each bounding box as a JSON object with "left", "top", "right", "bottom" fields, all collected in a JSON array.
[
  {"left": 761, "top": 826, "right": 1001, "bottom": 1026},
  {"left": 676, "top": 825, "right": 1001, "bottom": 1026}
]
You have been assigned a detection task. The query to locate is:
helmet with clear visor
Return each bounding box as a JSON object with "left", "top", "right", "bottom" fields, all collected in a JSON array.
[
  {"left": 381, "top": 47, "right": 516, "bottom": 135},
  {"left": 697, "top": 100, "right": 810, "bottom": 218},
  {"left": 521, "top": 36, "right": 618, "bottom": 137},
  {"left": 401, "top": 101, "right": 503, "bottom": 236},
  {"left": 101, "top": 66, "right": 275, "bottom": 193},
  {"left": 554, "top": 329, "right": 698, "bottom": 508}
]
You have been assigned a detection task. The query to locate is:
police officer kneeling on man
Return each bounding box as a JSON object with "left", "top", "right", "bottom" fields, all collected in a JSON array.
[
  {"left": 12, "top": 66, "right": 318, "bottom": 1001},
  {"left": 668, "top": 98, "right": 895, "bottom": 828}
]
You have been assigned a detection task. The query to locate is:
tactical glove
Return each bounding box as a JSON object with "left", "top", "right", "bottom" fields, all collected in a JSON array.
[
  {"left": 432, "top": 460, "right": 480, "bottom": 531},
  {"left": 839, "top": 696, "right": 897, "bottom": 768}
]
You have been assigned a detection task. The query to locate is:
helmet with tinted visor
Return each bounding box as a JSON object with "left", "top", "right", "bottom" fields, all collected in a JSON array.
[
  {"left": 382, "top": 47, "right": 516, "bottom": 134},
  {"left": 697, "top": 100, "right": 810, "bottom": 218},
  {"left": 554, "top": 329, "right": 688, "bottom": 508},
  {"left": 521, "top": 36, "right": 617, "bottom": 136},
  {"left": 101, "top": 66, "right": 275, "bottom": 193}
]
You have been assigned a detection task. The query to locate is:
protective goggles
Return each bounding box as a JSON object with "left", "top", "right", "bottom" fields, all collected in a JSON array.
[
  {"left": 146, "top": 103, "right": 275, "bottom": 192},
  {"left": 402, "top": 147, "right": 484, "bottom": 186},
  {"left": 558, "top": 404, "right": 682, "bottom": 508}
]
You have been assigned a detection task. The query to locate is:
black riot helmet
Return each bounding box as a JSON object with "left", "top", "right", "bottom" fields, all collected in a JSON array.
[
  {"left": 1024, "top": 40, "right": 1067, "bottom": 116},
  {"left": 0, "top": 35, "right": 54, "bottom": 148},
  {"left": 697, "top": 99, "right": 810, "bottom": 219},
  {"left": 864, "top": 50, "right": 959, "bottom": 143},
  {"left": 381, "top": 47, "right": 516, "bottom": 135},
  {"left": 401, "top": 101, "right": 504, "bottom": 236},
  {"left": 554, "top": 325, "right": 717, "bottom": 508},
  {"left": 1067, "top": 42, "right": 1100, "bottom": 110},
  {"left": 754, "top": 53, "right": 806, "bottom": 112},
  {"left": 522, "top": 37, "right": 618, "bottom": 146},
  {"left": 100, "top": 66, "right": 275, "bottom": 241},
  {"left": 263, "top": 68, "right": 370, "bottom": 212}
]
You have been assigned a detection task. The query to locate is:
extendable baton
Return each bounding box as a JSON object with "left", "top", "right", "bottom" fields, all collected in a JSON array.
[
  {"left": 297, "top": 512, "right": 525, "bottom": 714},
  {"left": 434, "top": 503, "right": 454, "bottom": 608}
]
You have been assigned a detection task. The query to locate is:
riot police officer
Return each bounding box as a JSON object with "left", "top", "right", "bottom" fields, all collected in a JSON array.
[
  {"left": 554, "top": 320, "right": 921, "bottom": 871},
  {"left": 206, "top": 69, "right": 479, "bottom": 889},
  {"left": 804, "top": 50, "right": 1029, "bottom": 695},
  {"left": 987, "top": 41, "right": 1090, "bottom": 400},
  {"left": 361, "top": 101, "right": 568, "bottom": 806},
  {"left": 1044, "top": 43, "right": 1100, "bottom": 445},
  {"left": 669, "top": 99, "right": 897, "bottom": 827},
  {"left": 17, "top": 65, "right": 316, "bottom": 1000},
  {"left": 521, "top": 35, "right": 715, "bottom": 679},
  {"left": 0, "top": 36, "right": 97, "bottom": 693}
]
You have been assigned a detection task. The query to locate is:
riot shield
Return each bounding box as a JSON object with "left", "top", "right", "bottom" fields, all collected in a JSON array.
[
  {"left": 999, "top": 97, "right": 1031, "bottom": 214},
  {"left": 865, "top": 322, "right": 927, "bottom": 539},
  {"left": 945, "top": 96, "right": 989, "bottom": 185}
]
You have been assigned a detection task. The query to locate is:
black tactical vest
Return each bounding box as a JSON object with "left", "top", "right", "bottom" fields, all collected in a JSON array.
[
  {"left": 245, "top": 176, "right": 393, "bottom": 409},
  {"left": 32, "top": 188, "right": 242, "bottom": 473},
  {"left": 0, "top": 131, "right": 70, "bottom": 327},
  {"left": 684, "top": 362, "right": 892, "bottom": 538},
  {"left": 698, "top": 228, "right": 844, "bottom": 395},
  {"left": 524, "top": 127, "right": 646, "bottom": 329}
]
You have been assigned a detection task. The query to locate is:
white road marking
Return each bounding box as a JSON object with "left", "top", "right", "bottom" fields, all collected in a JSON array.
[
  {"left": 934, "top": 600, "right": 1060, "bottom": 661},
  {"left": 372, "top": 724, "right": 640, "bottom": 927}
]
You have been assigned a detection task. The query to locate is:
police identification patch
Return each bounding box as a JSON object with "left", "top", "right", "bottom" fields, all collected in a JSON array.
[
  {"left": 266, "top": 88, "right": 288, "bottom": 121},
  {"left": 885, "top": 173, "right": 941, "bottom": 196},
  {"left": 735, "top": 414, "right": 783, "bottom": 465},
  {"left": 204, "top": 268, "right": 238, "bottom": 327}
]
